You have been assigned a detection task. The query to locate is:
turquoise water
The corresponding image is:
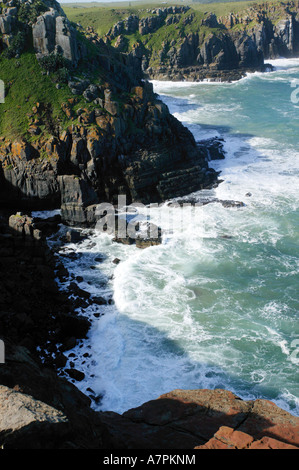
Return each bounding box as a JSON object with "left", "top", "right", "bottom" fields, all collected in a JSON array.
[{"left": 54, "top": 59, "right": 299, "bottom": 415}]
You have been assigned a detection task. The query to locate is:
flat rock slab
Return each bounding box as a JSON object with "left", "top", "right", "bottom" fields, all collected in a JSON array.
[{"left": 0, "top": 385, "right": 69, "bottom": 449}]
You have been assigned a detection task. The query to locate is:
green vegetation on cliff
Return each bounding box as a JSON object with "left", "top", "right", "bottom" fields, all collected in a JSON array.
[
  {"left": 63, "top": 0, "right": 288, "bottom": 37},
  {"left": 0, "top": 52, "right": 73, "bottom": 139},
  {"left": 63, "top": 0, "right": 299, "bottom": 71}
]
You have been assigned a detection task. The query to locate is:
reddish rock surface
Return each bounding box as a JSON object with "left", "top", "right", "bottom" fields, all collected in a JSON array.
[{"left": 101, "top": 389, "right": 299, "bottom": 449}]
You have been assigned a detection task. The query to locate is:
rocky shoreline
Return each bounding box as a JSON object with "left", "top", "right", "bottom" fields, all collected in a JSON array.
[
  {"left": 0, "top": 212, "right": 298, "bottom": 449},
  {"left": 1, "top": 0, "right": 299, "bottom": 450},
  {"left": 145, "top": 63, "right": 274, "bottom": 83}
]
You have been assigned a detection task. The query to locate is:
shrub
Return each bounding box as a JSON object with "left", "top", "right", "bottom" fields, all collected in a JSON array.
[
  {"left": 3, "top": 32, "right": 26, "bottom": 59},
  {"left": 53, "top": 66, "right": 70, "bottom": 84},
  {"left": 18, "top": 1, "right": 48, "bottom": 24},
  {"left": 39, "top": 53, "right": 70, "bottom": 73}
]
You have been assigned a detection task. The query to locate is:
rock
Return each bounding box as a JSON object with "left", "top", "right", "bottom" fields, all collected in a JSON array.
[
  {"left": 58, "top": 175, "right": 99, "bottom": 227},
  {"left": 32, "top": 214, "right": 61, "bottom": 236},
  {"left": 65, "top": 369, "right": 85, "bottom": 382},
  {"left": 68, "top": 282, "right": 91, "bottom": 300},
  {"left": 0, "top": 385, "right": 69, "bottom": 449},
  {"left": 0, "top": 13, "right": 14, "bottom": 34},
  {"left": 90, "top": 296, "right": 107, "bottom": 306},
  {"left": 197, "top": 137, "right": 225, "bottom": 160},
  {"left": 195, "top": 426, "right": 298, "bottom": 449},
  {"left": 0, "top": 340, "right": 111, "bottom": 449},
  {"left": 101, "top": 389, "right": 299, "bottom": 449},
  {"left": 32, "top": 7, "right": 80, "bottom": 63},
  {"left": 201, "top": 13, "right": 219, "bottom": 28},
  {"left": 83, "top": 84, "right": 98, "bottom": 102},
  {"left": 0, "top": 140, "right": 60, "bottom": 209},
  {"left": 65, "top": 229, "right": 84, "bottom": 243}
]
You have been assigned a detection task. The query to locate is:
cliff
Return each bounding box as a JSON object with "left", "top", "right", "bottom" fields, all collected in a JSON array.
[
  {"left": 1, "top": 1, "right": 298, "bottom": 451},
  {"left": 0, "top": 0, "right": 220, "bottom": 228},
  {"left": 74, "top": 1, "right": 299, "bottom": 81}
]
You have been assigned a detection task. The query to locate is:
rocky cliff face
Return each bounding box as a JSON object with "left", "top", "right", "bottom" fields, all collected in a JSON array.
[
  {"left": 0, "top": 0, "right": 220, "bottom": 226},
  {"left": 32, "top": 3, "right": 81, "bottom": 63},
  {"left": 104, "top": 2, "right": 299, "bottom": 81},
  {"left": 101, "top": 388, "right": 299, "bottom": 449},
  {"left": 219, "top": 1, "right": 299, "bottom": 59}
]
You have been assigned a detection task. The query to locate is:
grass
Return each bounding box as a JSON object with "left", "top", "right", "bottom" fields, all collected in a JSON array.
[
  {"left": 0, "top": 51, "right": 75, "bottom": 140},
  {"left": 0, "top": 44, "right": 111, "bottom": 141},
  {"left": 0, "top": 39, "right": 136, "bottom": 141}
]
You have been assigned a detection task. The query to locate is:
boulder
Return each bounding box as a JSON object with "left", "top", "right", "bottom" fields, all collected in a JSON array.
[
  {"left": 0, "top": 385, "right": 69, "bottom": 449},
  {"left": 59, "top": 175, "right": 99, "bottom": 226},
  {"left": 0, "top": 13, "right": 14, "bottom": 34}
]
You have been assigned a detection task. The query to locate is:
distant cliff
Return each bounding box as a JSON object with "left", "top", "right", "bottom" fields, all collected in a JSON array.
[{"left": 99, "top": 1, "right": 299, "bottom": 81}]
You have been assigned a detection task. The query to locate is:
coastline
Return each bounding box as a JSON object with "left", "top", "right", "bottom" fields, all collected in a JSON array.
[
  {"left": 1, "top": 210, "right": 298, "bottom": 450},
  {"left": 51, "top": 63, "right": 299, "bottom": 418},
  {"left": 1, "top": 64, "right": 299, "bottom": 449},
  {"left": 0, "top": 0, "right": 298, "bottom": 449},
  {"left": 145, "top": 63, "right": 275, "bottom": 83}
]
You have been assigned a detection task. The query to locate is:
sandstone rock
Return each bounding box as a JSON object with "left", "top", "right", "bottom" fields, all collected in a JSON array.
[
  {"left": 196, "top": 425, "right": 299, "bottom": 449},
  {"left": 101, "top": 388, "right": 299, "bottom": 449},
  {"left": 0, "top": 385, "right": 69, "bottom": 449}
]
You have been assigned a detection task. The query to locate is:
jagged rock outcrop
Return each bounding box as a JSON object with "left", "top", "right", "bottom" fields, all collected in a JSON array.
[
  {"left": 0, "top": 75, "right": 220, "bottom": 226},
  {"left": 0, "top": 385, "right": 69, "bottom": 449},
  {"left": 107, "top": 6, "right": 190, "bottom": 39},
  {"left": 218, "top": 1, "right": 299, "bottom": 59},
  {"left": 32, "top": 6, "right": 81, "bottom": 62},
  {"left": 0, "top": 79, "right": 220, "bottom": 224},
  {"left": 0, "top": 0, "right": 80, "bottom": 62},
  {"left": 0, "top": 213, "right": 91, "bottom": 356},
  {"left": 0, "top": 137, "right": 61, "bottom": 210},
  {"left": 0, "top": 340, "right": 111, "bottom": 449}
]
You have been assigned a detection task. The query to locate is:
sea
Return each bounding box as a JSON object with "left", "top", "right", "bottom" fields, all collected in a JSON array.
[{"left": 35, "top": 58, "right": 299, "bottom": 416}]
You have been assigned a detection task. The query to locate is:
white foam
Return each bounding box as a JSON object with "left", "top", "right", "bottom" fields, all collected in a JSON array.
[
  {"left": 32, "top": 209, "right": 61, "bottom": 219},
  {"left": 267, "top": 57, "right": 299, "bottom": 70}
]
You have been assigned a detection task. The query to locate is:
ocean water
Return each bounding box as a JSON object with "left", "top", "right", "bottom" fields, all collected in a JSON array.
[{"left": 48, "top": 58, "right": 299, "bottom": 416}]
